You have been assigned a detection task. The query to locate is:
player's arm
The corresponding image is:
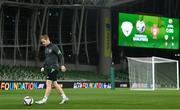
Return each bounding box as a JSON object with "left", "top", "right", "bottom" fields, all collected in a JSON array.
[
  {"left": 41, "top": 60, "right": 47, "bottom": 72},
  {"left": 41, "top": 48, "right": 48, "bottom": 72},
  {"left": 53, "top": 45, "right": 66, "bottom": 72}
]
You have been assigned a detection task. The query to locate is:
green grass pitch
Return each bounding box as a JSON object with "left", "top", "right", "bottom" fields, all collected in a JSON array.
[{"left": 1, "top": 88, "right": 180, "bottom": 109}]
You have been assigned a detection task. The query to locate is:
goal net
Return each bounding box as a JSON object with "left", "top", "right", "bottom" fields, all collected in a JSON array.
[{"left": 127, "top": 57, "right": 179, "bottom": 90}]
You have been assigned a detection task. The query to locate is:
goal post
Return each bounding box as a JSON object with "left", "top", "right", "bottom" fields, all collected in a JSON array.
[{"left": 127, "top": 56, "right": 179, "bottom": 90}]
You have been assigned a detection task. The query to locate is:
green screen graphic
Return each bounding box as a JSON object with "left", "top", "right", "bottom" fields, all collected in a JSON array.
[{"left": 118, "top": 13, "right": 179, "bottom": 49}]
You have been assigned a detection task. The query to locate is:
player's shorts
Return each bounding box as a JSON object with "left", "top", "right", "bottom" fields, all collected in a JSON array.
[{"left": 46, "top": 68, "right": 58, "bottom": 81}]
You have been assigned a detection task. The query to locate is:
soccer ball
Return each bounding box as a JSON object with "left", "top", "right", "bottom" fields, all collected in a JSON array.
[{"left": 23, "top": 96, "right": 33, "bottom": 106}]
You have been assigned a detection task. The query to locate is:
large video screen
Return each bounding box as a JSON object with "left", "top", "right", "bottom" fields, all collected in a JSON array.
[{"left": 118, "top": 13, "right": 179, "bottom": 49}]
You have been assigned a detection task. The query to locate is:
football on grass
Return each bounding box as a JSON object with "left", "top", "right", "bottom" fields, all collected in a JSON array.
[{"left": 23, "top": 96, "right": 33, "bottom": 106}]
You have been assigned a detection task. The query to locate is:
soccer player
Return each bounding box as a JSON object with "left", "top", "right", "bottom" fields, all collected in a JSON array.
[{"left": 35, "top": 35, "right": 69, "bottom": 104}]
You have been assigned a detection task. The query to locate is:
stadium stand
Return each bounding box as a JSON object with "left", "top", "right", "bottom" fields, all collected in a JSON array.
[{"left": 0, "top": 65, "right": 128, "bottom": 82}]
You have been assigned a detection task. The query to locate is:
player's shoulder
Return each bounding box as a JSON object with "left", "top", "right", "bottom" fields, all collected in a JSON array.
[
  {"left": 50, "top": 43, "right": 57, "bottom": 47},
  {"left": 50, "top": 43, "right": 59, "bottom": 49}
]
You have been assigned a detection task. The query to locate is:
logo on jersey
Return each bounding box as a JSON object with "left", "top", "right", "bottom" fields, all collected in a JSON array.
[
  {"left": 48, "top": 49, "right": 52, "bottom": 53},
  {"left": 58, "top": 50, "right": 61, "bottom": 55}
]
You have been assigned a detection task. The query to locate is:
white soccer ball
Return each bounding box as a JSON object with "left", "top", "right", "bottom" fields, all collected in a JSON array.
[{"left": 23, "top": 96, "right": 34, "bottom": 106}]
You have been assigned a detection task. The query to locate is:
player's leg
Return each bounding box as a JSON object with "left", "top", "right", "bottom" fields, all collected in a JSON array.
[
  {"left": 53, "top": 81, "right": 69, "bottom": 104},
  {"left": 35, "top": 68, "right": 54, "bottom": 104},
  {"left": 44, "top": 80, "right": 53, "bottom": 100},
  {"left": 35, "top": 80, "right": 52, "bottom": 104},
  {"left": 52, "top": 69, "right": 69, "bottom": 104}
]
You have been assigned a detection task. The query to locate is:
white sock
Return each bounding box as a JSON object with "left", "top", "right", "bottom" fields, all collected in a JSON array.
[
  {"left": 43, "top": 96, "right": 48, "bottom": 100},
  {"left": 61, "top": 94, "right": 66, "bottom": 99}
]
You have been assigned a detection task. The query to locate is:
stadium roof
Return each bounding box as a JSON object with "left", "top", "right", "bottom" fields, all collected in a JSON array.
[{"left": 0, "top": 0, "right": 141, "bottom": 9}]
